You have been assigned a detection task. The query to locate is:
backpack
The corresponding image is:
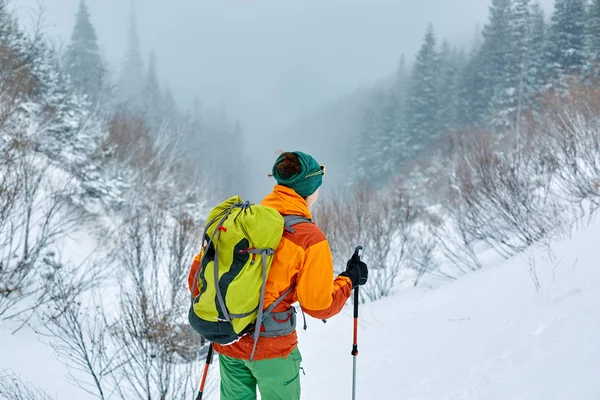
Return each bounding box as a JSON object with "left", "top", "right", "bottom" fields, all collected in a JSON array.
[{"left": 188, "top": 196, "right": 311, "bottom": 360}]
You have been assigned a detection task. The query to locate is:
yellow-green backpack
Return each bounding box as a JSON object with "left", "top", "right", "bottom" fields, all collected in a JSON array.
[{"left": 188, "top": 196, "right": 311, "bottom": 360}]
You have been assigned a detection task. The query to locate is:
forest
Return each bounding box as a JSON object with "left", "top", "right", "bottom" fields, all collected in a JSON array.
[{"left": 2, "top": 0, "right": 600, "bottom": 398}]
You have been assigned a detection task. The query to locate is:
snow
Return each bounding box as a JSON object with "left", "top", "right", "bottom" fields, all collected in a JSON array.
[
  {"left": 2, "top": 214, "right": 600, "bottom": 399},
  {"left": 0, "top": 326, "right": 72, "bottom": 399},
  {"left": 297, "top": 217, "right": 600, "bottom": 400}
]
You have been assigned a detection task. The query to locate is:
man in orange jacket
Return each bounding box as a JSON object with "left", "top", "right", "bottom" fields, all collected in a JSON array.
[{"left": 187, "top": 151, "right": 368, "bottom": 400}]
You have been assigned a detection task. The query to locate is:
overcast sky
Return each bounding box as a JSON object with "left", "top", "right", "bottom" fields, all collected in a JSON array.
[
  {"left": 13, "top": 0, "right": 554, "bottom": 197},
  {"left": 14, "top": 0, "right": 554, "bottom": 129}
]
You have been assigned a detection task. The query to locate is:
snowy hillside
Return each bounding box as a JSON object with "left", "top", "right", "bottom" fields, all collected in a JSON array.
[
  {"left": 297, "top": 220, "right": 600, "bottom": 400},
  {"left": 2, "top": 215, "right": 598, "bottom": 399}
]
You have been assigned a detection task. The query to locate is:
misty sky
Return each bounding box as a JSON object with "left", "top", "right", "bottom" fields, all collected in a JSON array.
[
  {"left": 14, "top": 0, "right": 554, "bottom": 129},
  {"left": 14, "top": 0, "right": 554, "bottom": 198}
]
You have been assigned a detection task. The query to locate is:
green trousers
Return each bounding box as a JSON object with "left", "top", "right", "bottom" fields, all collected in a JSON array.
[{"left": 218, "top": 347, "right": 302, "bottom": 400}]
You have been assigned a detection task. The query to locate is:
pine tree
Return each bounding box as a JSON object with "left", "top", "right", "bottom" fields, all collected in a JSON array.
[
  {"left": 352, "top": 89, "right": 403, "bottom": 186},
  {"left": 480, "top": 0, "right": 513, "bottom": 125},
  {"left": 392, "top": 54, "right": 408, "bottom": 128},
  {"left": 142, "top": 50, "right": 163, "bottom": 131},
  {"left": 180, "top": 97, "right": 207, "bottom": 175},
  {"left": 353, "top": 98, "right": 382, "bottom": 185},
  {"left": 379, "top": 89, "right": 401, "bottom": 180},
  {"left": 436, "top": 40, "right": 461, "bottom": 134},
  {"left": 490, "top": 0, "right": 531, "bottom": 128},
  {"left": 528, "top": 2, "right": 547, "bottom": 95},
  {"left": 119, "top": 3, "right": 145, "bottom": 109},
  {"left": 390, "top": 55, "right": 410, "bottom": 166},
  {"left": 510, "top": 0, "right": 531, "bottom": 71},
  {"left": 456, "top": 28, "right": 488, "bottom": 128},
  {"left": 178, "top": 98, "right": 249, "bottom": 197},
  {"left": 219, "top": 121, "right": 247, "bottom": 196},
  {"left": 406, "top": 24, "right": 439, "bottom": 149},
  {"left": 547, "top": 0, "right": 587, "bottom": 85},
  {"left": 64, "top": 0, "right": 105, "bottom": 102},
  {"left": 586, "top": 0, "right": 600, "bottom": 78},
  {"left": 162, "top": 86, "right": 178, "bottom": 126}
]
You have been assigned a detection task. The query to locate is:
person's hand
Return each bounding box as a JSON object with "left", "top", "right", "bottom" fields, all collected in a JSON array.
[{"left": 339, "top": 252, "right": 368, "bottom": 287}]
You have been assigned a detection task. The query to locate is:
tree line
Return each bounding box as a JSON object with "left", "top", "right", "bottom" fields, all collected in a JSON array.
[{"left": 353, "top": 0, "right": 600, "bottom": 187}]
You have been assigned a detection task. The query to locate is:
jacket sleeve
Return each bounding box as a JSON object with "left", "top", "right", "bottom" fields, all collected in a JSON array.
[
  {"left": 296, "top": 239, "right": 352, "bottom": 320},
  {"left": 187, "top": 251, "right": 203, "bottom": 298}
]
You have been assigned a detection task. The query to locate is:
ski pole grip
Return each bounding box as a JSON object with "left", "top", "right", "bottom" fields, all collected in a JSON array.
[
  {"left": 354, "top": 245, "right": 363, "bottom": 258},
  {"left": 354, "top": 245, "right": 363, "bottom": 293}
]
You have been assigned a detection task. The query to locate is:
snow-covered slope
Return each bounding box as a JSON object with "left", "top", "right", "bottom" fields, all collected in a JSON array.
[
  {"left": 2, "top": 217, "right": 599, "bottom": 399},
  {"left": 298, "top": 219, "right": 600, "bottom": 400}
]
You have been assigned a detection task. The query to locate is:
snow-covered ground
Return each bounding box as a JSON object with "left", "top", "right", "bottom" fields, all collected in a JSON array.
[
  {"left": 298, "top": 218, "right": 600, "bottom": 400},
  {"left": 2, "top": 216, "right": 600, "bottom": 399}
]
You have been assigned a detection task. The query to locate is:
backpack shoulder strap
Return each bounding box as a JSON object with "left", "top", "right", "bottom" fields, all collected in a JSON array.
[
  {"left": 248, "top": 214, "right": 313, "bottom": 359},
  {"left": 260, "top": 216, "right": 312, "bottom": 322},
  {"left": 283, "top": 215, "right": 313, "bottom": 234}
]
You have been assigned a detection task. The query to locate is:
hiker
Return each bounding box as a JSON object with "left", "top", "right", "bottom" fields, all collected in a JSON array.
[{"left": 187, "top": 151, "right": 368, "bottom": 400}]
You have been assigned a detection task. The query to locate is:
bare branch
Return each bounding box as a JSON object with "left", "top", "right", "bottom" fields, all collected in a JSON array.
[{"left": 0, "top": 371, "right": 52, "bottom": 400}]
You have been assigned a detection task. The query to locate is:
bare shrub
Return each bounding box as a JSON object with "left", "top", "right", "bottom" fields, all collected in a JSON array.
[
  {"left": 107, "top": 204, "right": 206, "bottom": 399},
  {"left": 314, "top": 180, "right": 414, "bottom": 300},
  {"left": 35, "top": 204, "right": 209, "bottom": 400},
  {"left": 105, "top": 112, "right": 154, "bottom": 170},
  {"left": 432, "top": 211, "right": 482, "bottom": 275},
  {"left": 408, "top": 212, "right": 462, "bottom": 286},
  {"left": 35, "top": 276, "right": 114, "bottom": 400},
  {"left": 0, "top": 148, "right": 83, "bottom": 320},
  {"left": 534, "top": 84, "right": 600, "bottom": 215},
  {"left": 103, "top": 111, "right": 204, "bottom": 214},
  {"left": 446, "top": 130, "right": 564, "bottom": 258}
]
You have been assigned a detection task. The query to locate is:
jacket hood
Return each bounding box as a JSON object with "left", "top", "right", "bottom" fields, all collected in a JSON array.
[{"left": 261, "top": 185, "right": 313, "bottom": 220}]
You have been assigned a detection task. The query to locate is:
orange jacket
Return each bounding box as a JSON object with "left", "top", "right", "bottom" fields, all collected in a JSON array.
[{"left": 187, "top": 185, "right": 352, "bottom": 360}]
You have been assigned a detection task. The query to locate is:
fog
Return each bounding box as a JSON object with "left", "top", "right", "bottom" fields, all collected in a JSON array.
[{"left": 14, "top": 0, "right": 555, "bottom": 199}]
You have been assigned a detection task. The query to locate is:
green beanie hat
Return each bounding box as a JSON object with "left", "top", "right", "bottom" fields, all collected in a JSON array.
[{"left": 272, "top": 151, "right": 324, "bottom": 198}]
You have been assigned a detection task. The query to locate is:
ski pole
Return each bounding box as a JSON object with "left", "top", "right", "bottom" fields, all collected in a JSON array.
[
  {"left": 351, "top": 245, "right": 363, "bottom": 400},
  {"left": 195, "top": 343, "right": 214, "bottom": 400}
]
